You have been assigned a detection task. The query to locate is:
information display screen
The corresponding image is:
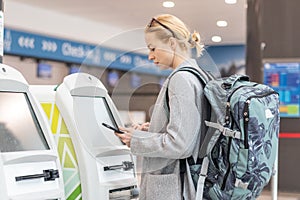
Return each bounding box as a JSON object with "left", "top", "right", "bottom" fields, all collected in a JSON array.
[
  {"left": 69, "top": 65, "right": 80, "bottom": 74},
  {"left": 264, "top": 62, "right": 300, "bottom": 117},
  {"left": 37, "top": 63, "right": 52, "bottom": 78},
  {"left": 0, "top": 92, "right": 50, "bottom": 152},
  {"left": 107, "top": 70, "right": 119, "bottom": 87}
]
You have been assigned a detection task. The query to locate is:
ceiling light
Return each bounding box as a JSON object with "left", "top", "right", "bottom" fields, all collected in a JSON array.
[
  {"left": 217, "top": 20, "right": 228, "bottom": 27},
  {"left": 225, "top": 0, "right": 237, "bottom": 4},
  {"left": 163, "top": 1, "right": 175, "bottom": 8},
  {"left": 212, "top": 36, "right": 222, "bottom": 43}
]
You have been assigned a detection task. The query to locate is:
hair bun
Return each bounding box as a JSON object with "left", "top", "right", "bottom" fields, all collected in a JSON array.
[
  {"left": 189, "top": 31, "right": 204, "bottom": 57},
  {"left": 191, "top": 31, "right": 200, "bottom": 43}
]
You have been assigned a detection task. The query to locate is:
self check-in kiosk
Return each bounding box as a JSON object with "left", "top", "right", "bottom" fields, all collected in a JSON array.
[
  {"left": 30, "top": 85, "right": 83, "bottom": 200},
  {"left": 0, "top": 64, "right": 65, "bottom": 200},
  {"left": 55, "top": 73, "right": 138, "bottom": 200}
]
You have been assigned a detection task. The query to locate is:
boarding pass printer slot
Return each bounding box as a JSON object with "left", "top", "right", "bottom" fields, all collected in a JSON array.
[{"left": 109, "top": 186, "right": 139, "bottom": 200}]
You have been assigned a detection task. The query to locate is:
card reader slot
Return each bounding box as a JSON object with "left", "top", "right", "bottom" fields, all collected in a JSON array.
[
  {"left": 15, "top": 169, "right": 59, "bottom": 182},
  {"left": 104, "top": 161, "right": 134, "bottom": 171}
]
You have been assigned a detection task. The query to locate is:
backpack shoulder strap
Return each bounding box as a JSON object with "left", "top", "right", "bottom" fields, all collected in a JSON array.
[
  {"left": 165, "top": 66, "right": 214, "bottom": 111},
  {"left": 165, "top": 66, "right": 215, "bottom": 195},
  {"left": 176, "top": 66, "right": 214, "bottom": 86}
]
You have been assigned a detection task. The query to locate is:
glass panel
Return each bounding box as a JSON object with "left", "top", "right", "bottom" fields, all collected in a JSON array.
[{"left": 0, "top": 92, "right": 49, "bottom": 152}]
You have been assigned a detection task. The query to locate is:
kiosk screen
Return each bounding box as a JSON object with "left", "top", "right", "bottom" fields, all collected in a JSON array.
[
  {"left": 0, "top": 92, "right": 50, "bottom": 152},
  {"left": 96, "top": 97, "right": 119, "bottom": 130},
  {"left": 73, "top": 95, "right": 123, "bottom": 147}
]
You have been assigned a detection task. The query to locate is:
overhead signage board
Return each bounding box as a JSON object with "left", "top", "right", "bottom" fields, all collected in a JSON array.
[{"left": 3, "top": 28, "right": 171, "bottom": 76}]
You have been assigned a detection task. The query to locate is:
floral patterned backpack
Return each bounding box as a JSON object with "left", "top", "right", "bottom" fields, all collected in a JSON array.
[{"left": 169, "top": 67, "right": 280, "bottom": 200}]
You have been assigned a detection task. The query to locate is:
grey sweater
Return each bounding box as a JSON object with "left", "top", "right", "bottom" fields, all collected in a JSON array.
[{"left": 131, "top": 59, "right": 208, "bottom": 200}]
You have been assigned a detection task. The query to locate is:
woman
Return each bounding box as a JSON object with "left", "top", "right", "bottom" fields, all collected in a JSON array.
[{"left": 115, "top": 14, "right": 208, "bottom": 200}]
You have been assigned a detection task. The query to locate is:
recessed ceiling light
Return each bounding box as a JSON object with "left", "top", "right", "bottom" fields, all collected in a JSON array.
[
  {"left": 212, "top": 36, "right": 222, "bottom": 43},
  {"left": 225, "top": 0, "right": 237, "bottom": 4},
  {"left": 217, "top": 20, "right": 228, "bottom": 27},
  {"left": 163, "top": 1, "right": 175, "bottom": 8}
]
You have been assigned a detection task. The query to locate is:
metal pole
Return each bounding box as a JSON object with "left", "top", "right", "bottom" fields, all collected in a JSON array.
[
  {"left": 0, "top": 0, "right": 3, "bottom": 63},
  {"left": 271, "top": 149, "right": 279, "bottom": 200}
]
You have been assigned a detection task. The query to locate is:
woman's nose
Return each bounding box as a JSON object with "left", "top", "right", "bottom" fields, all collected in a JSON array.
[{"left": 148, "top": 52, "right": 154, "bottom": 60}]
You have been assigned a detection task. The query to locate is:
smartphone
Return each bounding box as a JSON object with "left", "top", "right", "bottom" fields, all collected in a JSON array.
[{"left": 102, "top": 122, "right": 124, "bottom": 133}]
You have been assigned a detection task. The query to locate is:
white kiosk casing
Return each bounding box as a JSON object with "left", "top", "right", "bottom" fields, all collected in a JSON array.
[
  {"left": 55, "top": 73, "right": 138, "bottom": 200},
  {"left": 0, "top": 64, "right": 65, "bottom": 200},
  {"left": 29, "top": 85, "right": 83, "bottom": 199}
]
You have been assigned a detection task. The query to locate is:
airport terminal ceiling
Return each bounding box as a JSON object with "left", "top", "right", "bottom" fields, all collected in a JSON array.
[{"left": 8, "top": 0, "right": 247, "bottom": 46}]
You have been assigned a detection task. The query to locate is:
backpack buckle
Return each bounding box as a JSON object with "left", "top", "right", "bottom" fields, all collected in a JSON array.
[
  {"left": 235, "top": 179, "right": 249, "bottom": 190},
  {"left": 223, "top": 128, "right": 241, "bottom": 139},
  {"left": 205, "top": 121, "right": 241, "bottom": 139}
]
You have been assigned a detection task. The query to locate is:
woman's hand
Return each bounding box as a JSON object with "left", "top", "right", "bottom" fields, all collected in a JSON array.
[
  {"left": 115, "top": 126, "right": 133, "bottom": 147},
  {"left": 115, "top": 123, "right": 150, "bottom": 147},
  {"left": 132, "top": 122, "right": 150, "bottom": 131}
]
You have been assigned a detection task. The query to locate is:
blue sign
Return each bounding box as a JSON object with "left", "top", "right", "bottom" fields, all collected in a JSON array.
[{"left": 3, "top": 28, "right": 171, "bottom": 76}]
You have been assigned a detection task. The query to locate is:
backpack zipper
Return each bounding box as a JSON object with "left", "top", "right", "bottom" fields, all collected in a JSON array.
[
  {"left": 243, "top": 90, "right": 278, "bottom": 149},
  {"left": 226, "top": 85, "right": 255, "bottom": 125},
  {"left": 221, "top": 85, "right": 248, "bottom": 191}
]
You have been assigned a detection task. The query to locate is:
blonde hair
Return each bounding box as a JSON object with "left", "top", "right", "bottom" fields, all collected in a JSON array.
[{"left": 145, "top": 14, "right": 204, "bottom": 57}]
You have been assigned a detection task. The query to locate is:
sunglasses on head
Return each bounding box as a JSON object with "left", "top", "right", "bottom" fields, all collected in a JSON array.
[{"left": 148, "top": 18, "right": 175, "bottom": 37}]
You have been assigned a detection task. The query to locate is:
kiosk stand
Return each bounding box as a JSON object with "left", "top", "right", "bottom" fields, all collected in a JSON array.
[
  {"left": 0, "top": 64, "right": 65, "bottom": 200},
  {"left": 56, "top": 73, "right": 138, "bottom": 200}
]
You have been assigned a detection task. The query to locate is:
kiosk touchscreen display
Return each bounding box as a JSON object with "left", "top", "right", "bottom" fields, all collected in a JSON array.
[
  {"left": 96, "top": 97, "right": 119, "bottom": 131},
  {"left": 0, "top": 92, "right": 50, "bottom": 152},
  {"left": 73, "top": 95, "right": 123, "bottom": 147}
]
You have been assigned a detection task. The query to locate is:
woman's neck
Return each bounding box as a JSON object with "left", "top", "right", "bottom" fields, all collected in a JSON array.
[{"left": 172, "top": 53, "right": 190, "bottom": 69}]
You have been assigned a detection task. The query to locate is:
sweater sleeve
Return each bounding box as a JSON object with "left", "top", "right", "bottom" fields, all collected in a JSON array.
[{"left": 130, "top": 71, "right": 204, "bottom": 159}]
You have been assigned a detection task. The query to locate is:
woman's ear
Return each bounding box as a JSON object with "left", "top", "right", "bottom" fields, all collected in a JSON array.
[{"left": 169, "top": 37, "right": 177, "bottom": 51}]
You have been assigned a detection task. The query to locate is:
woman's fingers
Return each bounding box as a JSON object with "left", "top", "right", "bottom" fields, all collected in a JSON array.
[
  {"left": 141, "top": 122, "right": 150, "bottom": 131},
  {"left": 115, "top": 127, "right": 133, "bottom": 147},
  {"left": 131, "top": 122, "right": 150, "bottom": 131}
]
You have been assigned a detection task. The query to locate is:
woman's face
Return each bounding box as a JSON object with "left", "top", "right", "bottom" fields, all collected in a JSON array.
[{"left": 145, "top": 32, "right": 174, "bottom": 70}]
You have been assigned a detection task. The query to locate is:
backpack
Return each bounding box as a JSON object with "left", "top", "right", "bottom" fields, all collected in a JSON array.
[{"left": 166, "top": 66, "right": 280, "bottom": 200}]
